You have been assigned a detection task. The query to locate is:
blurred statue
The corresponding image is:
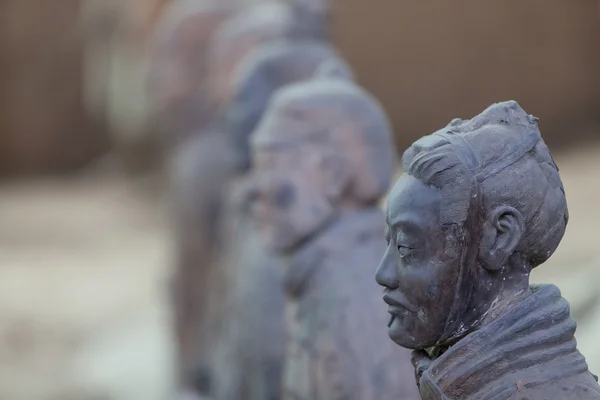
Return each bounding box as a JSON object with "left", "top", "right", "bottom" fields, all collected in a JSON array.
[
  {"left": 169, "top": 0, "right": 339, "bottom": 395},
  {"left": 248, "top": 73, "right": 420, "bottom": 399},
  {"left": 286, "top": 0, "right": 331, "bottom": 41},
  {"left": 376, "top": 101, "right": 600, "bottom": 399},
  {"left": 147, "top": 0, "right": 234, "bottom": 145},
  {"left": 206, "top": 0, "right": 330, "bottom": 111},
  {"left": 170, "top": 121, "right": 234, "bottom": 395},
  {"left": 148, "top": 0, "right": 331, "bottom": 150},
  {"left": 201, "top": 41, "right": 354, "bottom": 400},
  {"left": 167, "top": 2, "right": 310, "bottom": 391},
  {"left": 225, "top": 41, "right": 353, "bottom": 172},
  {"left": 155, "top": 3, "right": 242, "bottom": 393},
  {"left": 206, "top": 1, "right": 292, "bottom": 111}
]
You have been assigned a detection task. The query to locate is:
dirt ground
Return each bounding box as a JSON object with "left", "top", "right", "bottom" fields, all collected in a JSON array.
[
  {"left": 0, "top": 172, "right": 175, "bottom": 400},
  {"left": 0, "top": 144, "right": 599, "bottom": 400}
]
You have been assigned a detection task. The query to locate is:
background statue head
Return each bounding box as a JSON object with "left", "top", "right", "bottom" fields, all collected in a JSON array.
[
  {"left": 375, "top": 100, "right": 569, "bottom": 350},
  {"left": 206, "top": 2, "right": 294, "bottom": 109},
  {"left": 225, "top": 41, "right": 352, "bottom": 172},
  {"left": 147, "top": 1, "right": 231, "bottom": 138},
  {"left": 249, "top": 76, "right": 395, "bottom": 252},
  {"left": 286, "top": 0, "right": 331, "bottom": 41},
  {"left": 207, "top": 0, "right": 333, "bottom": 111}
]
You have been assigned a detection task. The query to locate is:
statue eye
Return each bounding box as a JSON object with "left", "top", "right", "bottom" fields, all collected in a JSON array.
[{"left": 397, "top": 245, "right": 413, "bottom": 258}]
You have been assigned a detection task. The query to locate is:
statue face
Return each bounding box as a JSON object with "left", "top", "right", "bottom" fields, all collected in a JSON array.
[
  {"left": 376, "top": 174, "right": 465, "bottom": 349},
  {"left": 250, "top": 140, "right": 335, "bottom": 252}
]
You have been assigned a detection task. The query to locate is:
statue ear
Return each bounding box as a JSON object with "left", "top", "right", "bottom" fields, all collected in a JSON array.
[
  {"left": 319, "top": 152, "right": 350, "bottom": 201},
  {"left": 479, "top": 206, "right": 525, "bottom": 271}
]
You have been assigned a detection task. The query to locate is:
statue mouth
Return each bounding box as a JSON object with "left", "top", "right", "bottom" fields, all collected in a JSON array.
[
  {"left": 383, "top": 292, "right": 415, "bottom": 313},
  {"left": 387, "top": 314, "right": 395, "bottom": 327}
]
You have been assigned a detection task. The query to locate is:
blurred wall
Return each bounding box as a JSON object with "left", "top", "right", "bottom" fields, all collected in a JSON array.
[
  {"left": 0, "top": 0, "right": 109, "bottom": 176},
  {"left": 332, "top": 0, "right": 600, "bottom": 152},
  {"left": 80, "top": 0, "right": 172, "bottom": 146},
  {"left": 1, "top": 0, "right": 599, "bottom": 177},
  {"left": 78, "top": 0, "right": 252, "bottom": 172}
]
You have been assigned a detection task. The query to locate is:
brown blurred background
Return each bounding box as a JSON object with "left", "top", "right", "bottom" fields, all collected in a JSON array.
[
  {"left": 0, "top": 0, "right": 599, "bottom": 399},
  {"left": 2, "top": 0, "right": 599, "bottom": 176}
]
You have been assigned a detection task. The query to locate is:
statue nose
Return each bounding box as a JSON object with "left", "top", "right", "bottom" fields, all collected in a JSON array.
[{"left": 375, "top": 249, "right": 399, "bottom": 289}]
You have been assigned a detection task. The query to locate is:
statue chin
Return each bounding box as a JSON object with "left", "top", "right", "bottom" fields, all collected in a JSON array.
[
  {"left": 387, "top": 315, "right": 441, "bottom": 350},
  {"left": 387, "top": 315, "right": 417, "bottom": 349}
]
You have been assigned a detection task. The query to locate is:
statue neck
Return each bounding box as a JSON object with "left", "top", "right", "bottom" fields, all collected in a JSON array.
[
  {"left": 437, "top": 254, "right": 532, "bottom": 349},
  {"left": 479, "top": 253, "right": 532, "bottom": 327}
]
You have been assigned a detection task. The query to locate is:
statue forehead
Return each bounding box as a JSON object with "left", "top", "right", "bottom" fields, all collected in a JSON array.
[
  {"left": 252, "top": 105, "right": 337, "bottom": 150},
  {"left": 253, "top": 80, "right": 380, "bottom": 150},
  {"left": 387, "top": 175, "right": 441, "bottom": 227},
  {"left": 269, "top": 80, "right": 365, "bottom": 119},
  {"left": 252, "top": 90, "right": 352, "bottom": 145}
]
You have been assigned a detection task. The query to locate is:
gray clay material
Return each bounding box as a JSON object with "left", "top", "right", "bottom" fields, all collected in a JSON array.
[
  {"left": 376, "top": 100, "right": 600, "bottom": 399},
  {"left": 248, "top": 75, "right": 420, "bottom": 399}
]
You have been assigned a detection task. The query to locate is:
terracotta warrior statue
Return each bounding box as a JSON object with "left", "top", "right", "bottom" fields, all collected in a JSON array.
[
  {"left": 207, "top": 0, "right": 330, "bottom": 112},
  {"left": 376, "top": 100, "right": 600, "bottom": 399},
  {"left": 148, "top": 0, "right": 330, "bottom": 146},
  {"left": 247, "top": 74, "right": 420, "bottom": 399},
  {"left": 147, "top": 0, "right": 233, "bottom": 145},
  {"left": 201, "top": 42, "right": 354, "bottom": 400},
  {"left": 149, "top": 0, "right": 319, "bottom": 146},
  {"left": 168, "top": 5, "right": 333, "bottom": 396},
  {"left": 225, "top": 40, "right": 352, "bottom": 172},
  {"left": 166, "top": 5, "right": 286, "bottom": 395}
]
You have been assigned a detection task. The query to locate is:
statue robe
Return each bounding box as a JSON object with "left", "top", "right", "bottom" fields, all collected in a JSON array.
[
  {"left": 418, "top": 284, "right": 600, "bottom": 400},
  {"left": 282, "top": 207, "right": 420, "bottom": 400},
  {"left": 206, "top": 180, "right": 286, "bottom": 400},
  {"left": 170, "top": 127, "right": 235, "bottom": 389},
  {"left": 172, "top": 127, "right": 285, "bottom": 399}
]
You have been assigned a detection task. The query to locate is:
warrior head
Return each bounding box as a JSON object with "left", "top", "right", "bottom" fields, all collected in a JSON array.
[
  {"left": 376, "top": 101, "right": 568, "bottom": 349},
  {"left": 249, "top": 74, "right": 395, "bottom": 252},
  {"left": 226, "top": 40, "right": 351, "bottom": 172}
]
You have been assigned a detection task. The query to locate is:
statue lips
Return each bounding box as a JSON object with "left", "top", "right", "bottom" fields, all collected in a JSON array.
[
  {"left": 383, "top": 292, "right": 416, "bottom": 327},
  {"left": 383, "top": 291, "right": 415, "bottom": 311}
]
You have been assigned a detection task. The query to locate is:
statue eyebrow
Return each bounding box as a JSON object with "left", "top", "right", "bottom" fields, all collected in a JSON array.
[{"left": 389, "top": 218, "right": 423, "bottom": 237}]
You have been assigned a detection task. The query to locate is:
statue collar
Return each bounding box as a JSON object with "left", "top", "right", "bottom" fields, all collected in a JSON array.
[{"left": 420, "top": 284, "right": 593, "bottom": 399}]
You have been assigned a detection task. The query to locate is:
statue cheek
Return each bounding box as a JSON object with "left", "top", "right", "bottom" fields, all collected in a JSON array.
[
  {"left": 417, "top": 309, "right": 427, "bottom": 323},
  {"left": 427, "top": 281, "right": 438, "bottom": 299}
]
